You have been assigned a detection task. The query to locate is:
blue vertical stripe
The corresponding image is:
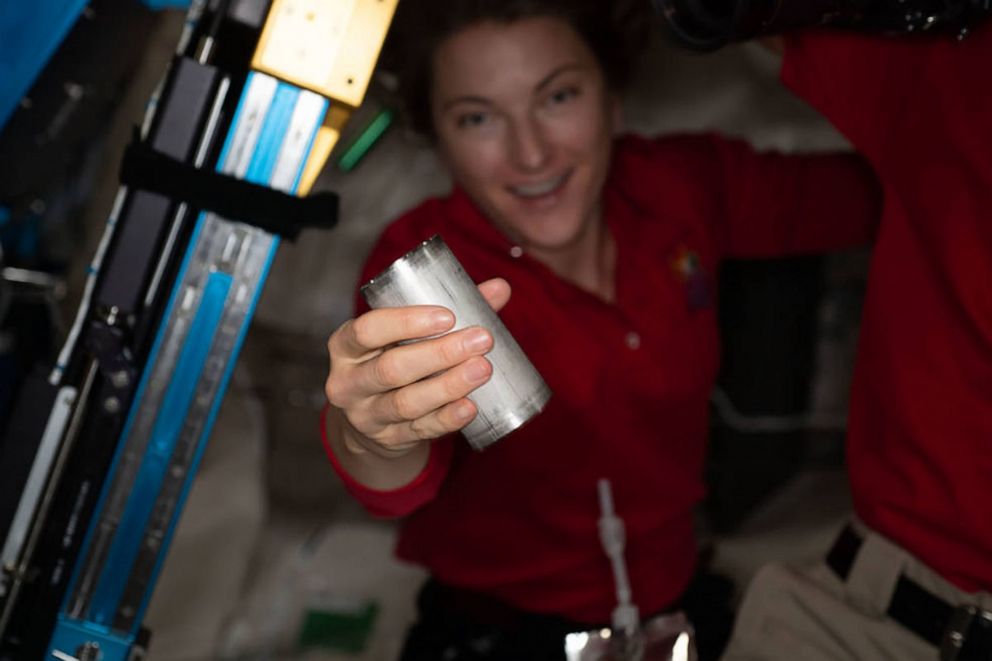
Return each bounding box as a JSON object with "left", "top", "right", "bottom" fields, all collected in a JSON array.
[{"left": 245, "top": 82, "right": 299, "bottom": 185}]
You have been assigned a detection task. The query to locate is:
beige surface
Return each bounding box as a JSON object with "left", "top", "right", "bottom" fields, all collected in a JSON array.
[{"left": 214, "top": 518, "right": 426, "bottom": 661}]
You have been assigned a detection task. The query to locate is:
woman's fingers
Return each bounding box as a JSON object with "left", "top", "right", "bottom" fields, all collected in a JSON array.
[
  {"left": 404, "top": 398, "right": 480, "bottom": 440},
  {"left": 370, "top": 355, "right": 492, "bottom": 424},
  {"left": 331, "top": 305, "right": 455, "bottom": 361},
  {"left": 362, "top": 398, "right": 480, "bottom": 454},
  {"left": 331, "top": 280, "right": 507, "bottom": 367},
  {"left": 330, "top": 326, "right": 493, "bottom": 443},
  {"left": 352, "top": 326, "right": 493, "bottom": 395},
  {"left": 477, "top": 277, "right": 511, "bottom": 312}
]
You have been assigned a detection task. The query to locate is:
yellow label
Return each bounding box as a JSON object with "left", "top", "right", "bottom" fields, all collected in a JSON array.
[{"left": 252, "top": 0, "right": 398, "bottom": 108}]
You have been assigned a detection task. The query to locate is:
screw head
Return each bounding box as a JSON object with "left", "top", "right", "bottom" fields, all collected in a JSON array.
[{"left": 111, "top": 370, "right": 130, "bottom": 389}]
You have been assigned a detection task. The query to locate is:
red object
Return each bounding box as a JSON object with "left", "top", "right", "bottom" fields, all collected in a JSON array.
[
  {"left": 323, "top": 133, "right": 880, "bottom": 622},
  {"left": 783, "top": 25, "right": 992, "bottom": 593}
]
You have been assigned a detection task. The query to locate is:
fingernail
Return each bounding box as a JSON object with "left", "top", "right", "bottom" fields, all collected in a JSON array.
[
  {"left": 463, "top": 329, "right": 492, "bottom": 353},
  {"left": 456, "top": 401, "right": 475, "bottom": 421},
  {"left": 465, "top": 358, "right": 491, "bottom": 382},
  {"left": 430, "top": 310, "right": 454, "bottom": 331}
]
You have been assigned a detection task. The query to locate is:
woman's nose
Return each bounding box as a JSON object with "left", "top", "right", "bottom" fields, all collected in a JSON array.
[{"left": 510, "top": 117, "right": 551, "bottom": 171}]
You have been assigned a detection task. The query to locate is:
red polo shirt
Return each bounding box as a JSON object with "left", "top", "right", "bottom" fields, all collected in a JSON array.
[
  {"left": 324, "top": 133, "right": 880, "bottom": 622},
  {"left": 782, "top": 27, "right": 992, "bottom": 593}
]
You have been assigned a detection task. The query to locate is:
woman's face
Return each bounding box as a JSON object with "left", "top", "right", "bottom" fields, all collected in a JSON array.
[{"left": 430, "top": 16, "right": 620, "bottom": 253}]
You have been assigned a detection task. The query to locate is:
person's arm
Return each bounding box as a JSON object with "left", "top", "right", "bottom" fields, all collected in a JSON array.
[
  {"left": 320, "top": 403, "right": 456, "bottom": 518},
  {"left": 705, "top": 133, "right": 882, "bottom": 259},
  {"left": 778, "top": 30, "right": 900, "bottom": 165},
  {"left": 320, "top": 226, "right": 511, "bottom": 518}
]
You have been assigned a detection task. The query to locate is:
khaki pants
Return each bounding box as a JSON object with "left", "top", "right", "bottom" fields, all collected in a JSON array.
[{"left": 722, "top": 521, "right": 992, "bottom": 661}]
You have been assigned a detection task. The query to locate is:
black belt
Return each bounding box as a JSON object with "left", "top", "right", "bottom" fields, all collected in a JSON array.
[{"left": 827, "top": 526, "right": 992, "bottom": 661}]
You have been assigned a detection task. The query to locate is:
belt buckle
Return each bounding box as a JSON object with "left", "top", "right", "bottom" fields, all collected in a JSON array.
[{"left": 940, "top": 605, "right": 992, "bottom": 661}]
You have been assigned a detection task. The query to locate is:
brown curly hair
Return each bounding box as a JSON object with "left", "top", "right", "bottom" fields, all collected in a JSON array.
[{"left": 381, "top": 0, "right": 651, "bottom": 137}]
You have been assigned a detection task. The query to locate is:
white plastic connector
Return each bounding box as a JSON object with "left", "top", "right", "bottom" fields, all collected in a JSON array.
[{"left": 597, "top": 479, "right": 639, "bottom": 636}]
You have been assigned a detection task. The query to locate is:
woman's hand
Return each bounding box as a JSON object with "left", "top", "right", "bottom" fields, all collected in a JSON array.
[{"left": 325, "top": 278, "right": 511, "bottom": 462}]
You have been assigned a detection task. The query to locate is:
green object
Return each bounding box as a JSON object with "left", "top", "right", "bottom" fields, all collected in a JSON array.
[
  {"left": 296, "top": 599, "right": 379, "bottom": 654},
  {"left": 337, "top": 109, "right": 394, "bottom": 172}
]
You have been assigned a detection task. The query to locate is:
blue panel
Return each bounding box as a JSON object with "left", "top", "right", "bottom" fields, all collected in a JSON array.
[
  {"left": 50, "top": 75, "right": 328, "bottom": 660},
  {"left": 49, "top": 195, "right": 218, "bottom": 651},
  {"left": 0, "top": 0, "right": 88, "bottom": 132},
  {"left": 49, "top": 75, "right": 286, "bottom": 637},
  {"left": 87, "top": 272, "right": 233, "bottom": 625}
]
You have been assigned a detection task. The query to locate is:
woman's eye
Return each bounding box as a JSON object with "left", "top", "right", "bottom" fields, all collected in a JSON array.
[
  {"left": 547, "top": 86, "right": 580, "bottom": 106},
  {"left": 456, "top": 111, "right": 490, "bottom": 129}
]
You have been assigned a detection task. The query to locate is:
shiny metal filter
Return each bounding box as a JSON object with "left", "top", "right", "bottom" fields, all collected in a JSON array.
[{"left": 361, "top": 235, "right": 551, "bottom": 450}]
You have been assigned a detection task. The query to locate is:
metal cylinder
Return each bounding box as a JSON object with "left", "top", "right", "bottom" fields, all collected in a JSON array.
[{"left": 361, "top": 235, "right": 551, "bottom": 450}]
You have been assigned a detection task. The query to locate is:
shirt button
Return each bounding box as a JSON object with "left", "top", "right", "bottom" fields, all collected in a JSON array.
[
  {"left": 509, "top": 246, "right": 524, "bottom": 258},
  {"left": 625, "top": 331, "right": 641, "bottom": 350}
]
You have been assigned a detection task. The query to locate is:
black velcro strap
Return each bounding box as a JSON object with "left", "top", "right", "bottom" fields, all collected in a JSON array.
[
  {"left": 887, "top": 575, "right": 953, "bottom": 647},
  {"left": 825, "top": 524, "right": 862, "bottom": 581},
  {"left": 119, "top": 128, "right": 338, "bottom": 241}
]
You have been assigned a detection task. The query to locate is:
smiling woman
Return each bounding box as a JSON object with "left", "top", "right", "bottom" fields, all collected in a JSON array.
[
  {"left": 319, "top": 1, "right": 884, "bottom": 659},
  {"left": 386, "top": 0, "right": 648, "bottom": 297},
  {"left": 430, "top": 16, "right": 619, "bottom": 297}
]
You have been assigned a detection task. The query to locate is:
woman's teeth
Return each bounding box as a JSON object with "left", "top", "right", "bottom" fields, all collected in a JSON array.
[{"left": 511, "top": 174, "right": 566, "bottom": 198}]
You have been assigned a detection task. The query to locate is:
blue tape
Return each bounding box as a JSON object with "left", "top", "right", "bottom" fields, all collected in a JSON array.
[{"left": 246, "top": 82, "right": 299, "bottom": 184}]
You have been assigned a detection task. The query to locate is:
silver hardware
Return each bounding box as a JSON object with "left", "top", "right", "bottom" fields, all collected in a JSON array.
[
  {"left": 362, "top": 235, "right": 551, "bottom": 450},
  {"left": 940, "top": 605, "right": 992, "bottom": 661},
  {"left": 111, "top": 371, "right": 131, "bottom": 389}
]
